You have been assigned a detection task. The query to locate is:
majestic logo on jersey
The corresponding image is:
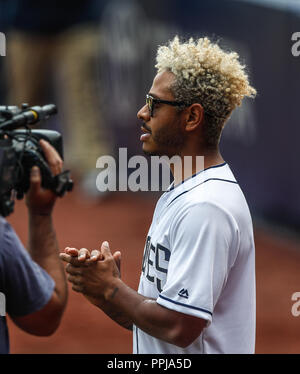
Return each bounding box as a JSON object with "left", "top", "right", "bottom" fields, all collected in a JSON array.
[
  {"left": 178, "top": 288, "right": 189, "bottom": 299},
  {"left": 141, "top": 236, "right": 170, "bottom": 293}
]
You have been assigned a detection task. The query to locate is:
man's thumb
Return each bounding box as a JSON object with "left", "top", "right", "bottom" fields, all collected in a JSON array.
[
  {"left": 101, "top": 241, "right": 110, "bottom": 254},
  {"left": 29, "top": 166, "right": 41, "bottom": 190},
  {"left": 113, "top": 251, "right": 121, "bottom": 274}
]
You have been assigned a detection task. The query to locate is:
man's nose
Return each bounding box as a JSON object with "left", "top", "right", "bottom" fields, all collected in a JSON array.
[{"left": 137, "top": 104, "right": 150, "bottom": 121}]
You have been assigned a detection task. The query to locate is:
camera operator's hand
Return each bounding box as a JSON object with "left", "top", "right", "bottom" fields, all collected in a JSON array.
[
  {"left": 15, "top": 139, "right": 68, "bottom": 337},
  {"left": 26, "top": 139, "right": 63, "bottom": 215}
]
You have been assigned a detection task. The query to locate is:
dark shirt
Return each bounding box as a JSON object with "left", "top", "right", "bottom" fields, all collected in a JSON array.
[
  {"left": 0, "top": 0, "right": 108, "bottom": 34},
  {"left": 0, "top": 216, "right": 54, "bottom": 354}
]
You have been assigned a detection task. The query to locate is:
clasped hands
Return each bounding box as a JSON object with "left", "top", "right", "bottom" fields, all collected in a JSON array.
[{"left": 59, "top": 241, "right": 122, "bottom": 302}]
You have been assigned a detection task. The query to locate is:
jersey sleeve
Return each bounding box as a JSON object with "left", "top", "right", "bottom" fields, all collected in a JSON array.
[
  {"left": 0, "top": 220, "right": 55, "bottom": 317},
  {"left": 156, "top": 202, "right": 239, "bottom": 325}
]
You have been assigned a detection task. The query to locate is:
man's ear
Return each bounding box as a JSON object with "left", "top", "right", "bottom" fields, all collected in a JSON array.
[{"left": 185, "top": 103, "right": 204, "bottom": 132}]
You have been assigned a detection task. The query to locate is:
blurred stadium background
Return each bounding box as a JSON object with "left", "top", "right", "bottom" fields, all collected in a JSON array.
[{"left": 0, "top": 0, "right": 300, "bottom": 354}]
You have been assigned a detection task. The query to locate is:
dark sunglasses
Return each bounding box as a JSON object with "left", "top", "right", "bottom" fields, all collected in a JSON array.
[{"left": 146, "top": 94, "right": 187, "bottom": 117}]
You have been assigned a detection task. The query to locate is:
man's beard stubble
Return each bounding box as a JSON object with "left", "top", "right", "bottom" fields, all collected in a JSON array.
[{"left": 142, "top": 121, "right": 186, "bottom": 158}]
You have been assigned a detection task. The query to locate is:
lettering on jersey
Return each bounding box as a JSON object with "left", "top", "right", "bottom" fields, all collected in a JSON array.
[
  {"left": 142, "top": 236, "right": 171, "bottom": 292},
  {"left": 142, "top": 236, "right": 155, "bottom": 283}
]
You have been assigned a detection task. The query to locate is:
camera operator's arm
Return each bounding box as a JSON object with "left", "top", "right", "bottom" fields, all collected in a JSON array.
[{"left": 12, "top": 140, "right": 68, "bottom": 336}]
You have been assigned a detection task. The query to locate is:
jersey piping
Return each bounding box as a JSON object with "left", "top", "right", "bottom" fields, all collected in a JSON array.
[{"left": 158, "top": 294, "right": 213, "bottom": 315}]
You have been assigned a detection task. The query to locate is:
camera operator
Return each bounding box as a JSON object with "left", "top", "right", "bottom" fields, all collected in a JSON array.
[{"left": 0, "top": 139, "right": 68, "bottom": 354}]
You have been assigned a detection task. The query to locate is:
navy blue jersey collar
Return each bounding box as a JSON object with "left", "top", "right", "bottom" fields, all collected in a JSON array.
[
  {"left": 167, "top": 162, "right": 227, "bottom": 192},
  {"left": 162, "top": 161, "right": 237, "bottom": 207}
]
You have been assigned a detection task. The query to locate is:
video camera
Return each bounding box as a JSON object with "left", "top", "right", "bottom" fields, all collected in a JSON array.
[{"left": 0, "top": 103, "right": 73, "bottom": 217}]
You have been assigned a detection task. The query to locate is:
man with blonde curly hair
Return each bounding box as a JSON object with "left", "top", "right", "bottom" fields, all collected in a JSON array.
[{"left": 60, "top": 36, "right": 257, "bottom": 354}]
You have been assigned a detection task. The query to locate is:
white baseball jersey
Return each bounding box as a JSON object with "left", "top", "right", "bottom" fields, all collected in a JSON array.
[{"left": 133, "top": 162, "right": 256, "bottom": 354}]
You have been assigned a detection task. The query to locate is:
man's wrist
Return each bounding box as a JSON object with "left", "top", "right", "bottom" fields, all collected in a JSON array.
[
  {"left": 28, "top": 210, "right": 53, "bottom": 227},
  {"left": 27, "top": 204, "right": 54, "bottom": 217},
  {"left": 29, "top": 210, "right": 52, "bottom": 217},
  {"left": 104, "top": 278, "right": 123, "bottom": 302}
]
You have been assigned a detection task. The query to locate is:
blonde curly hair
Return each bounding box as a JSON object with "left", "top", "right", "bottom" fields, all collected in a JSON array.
[{"left": 155, "top": 36, "right": 257, "bottom": 146}]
